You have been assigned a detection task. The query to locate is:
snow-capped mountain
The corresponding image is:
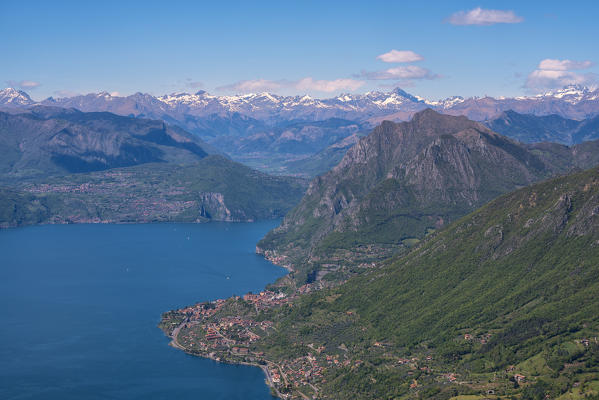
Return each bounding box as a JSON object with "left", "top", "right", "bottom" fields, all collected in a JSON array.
[
  {"left": 441, "top": 85, "right": 599, "bottom": 121},
  {"left": 0, "top": 88, "right": 35, "bottom": 107},
  {"left": 3, "top": 85, "right": 599, "bottom": 177},
  {"left": 4, "top": 85, "right": 599, "bottom": 125},
  {"left": 29, "top": 87, "right": 420, "bottom": 125},
  {"left": 528, "top": 85, "right": 598, "bottom": 103}
]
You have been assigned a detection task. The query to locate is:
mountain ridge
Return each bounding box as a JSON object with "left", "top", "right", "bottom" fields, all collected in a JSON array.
[
  {"left": 486, "top": 110, "right": 599, "bottom": 145},
  {"left": 256, "top": 109, "right": 599, "bottom": 284},
  {"left": 0, "top": 106, "right": 214, "bottom": 177},
  {"left": 161, "top": 165, "right": 599, "bottom": 400},
  {"left": 3, "top": 84, "right": 598, "bottom": 125}
]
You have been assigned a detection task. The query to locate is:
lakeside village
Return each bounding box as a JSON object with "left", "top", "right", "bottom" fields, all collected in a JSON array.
[
  {"left": 158, "top": 283, "right": 590, "bottom": 399},
  {"left": 159, "top": 285, "right": 328, "bottom": 399},
  {"left": 22, "top": 174, "right": 200, "bottom": 223}
]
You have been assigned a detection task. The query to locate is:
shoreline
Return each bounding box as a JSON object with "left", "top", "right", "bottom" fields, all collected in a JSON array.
[
  {"left": 160, "top": 244, "right": 302, "bottom": 399},
  {"left": 0, "top": 218, "right": 280, "bottom": 231},
  {"left": 167, "top": 321, "right": 288, "bottom": 399}
]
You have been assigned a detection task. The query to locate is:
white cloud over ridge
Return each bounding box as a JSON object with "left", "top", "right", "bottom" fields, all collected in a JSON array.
[
  {"left": 525, "top": 58, "right": 596, "bottom": 91},
  {"left": 377, "top": 50, "right": 423, "bottom": 63},
  {"left": 358, "top": 65, "right": 438, "bottom": 81},
  {"left": 219, "top": 79, "right": 284, "bottom": 93},
  {"left": 7, "top": 80, "right": 41, "bottom": 89},
  {"left": 448, "top": 7, "right": 523, "bottom": 26},
  {"left": 537, "top": 59, "right": 593, "bottom": 71},
  {"left": 296, "top": 77, "right": 364, "bottom": 92},
  {"left": 216, "top": 77, "right": 364, "bottom": 94}
]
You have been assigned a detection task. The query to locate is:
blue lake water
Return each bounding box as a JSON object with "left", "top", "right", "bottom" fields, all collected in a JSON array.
[{"left": 0, "top": 222, "right": 285, "bottom": 400}]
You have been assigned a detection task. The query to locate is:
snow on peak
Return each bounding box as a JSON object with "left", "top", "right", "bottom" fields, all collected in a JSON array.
[
  {"left": 425, "top": 96, "right": 465, "bottom": 108},
  {"left": 0, "top": 87, "right": 34, "bottom": 105},
  {"left": 533, "top": 85, "right": 596, "bottom": 103}
]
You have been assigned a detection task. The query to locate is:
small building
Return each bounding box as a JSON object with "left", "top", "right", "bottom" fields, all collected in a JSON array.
[{"left": 514, "top": 374, "right": 526, "bottom": 383}]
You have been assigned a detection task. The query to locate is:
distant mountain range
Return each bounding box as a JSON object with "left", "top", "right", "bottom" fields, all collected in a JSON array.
[
  {"left": 3, "top": 86, "right": 599, "bottom": 177},
  {"left": 0, "top": 107, "right": 308, "bottom": 227},
  {"left": 3, "top": 85, "right": 598, "bottom": 124},
  {"left": 257, "top": 109, "right": 599, "bottom": 284}
]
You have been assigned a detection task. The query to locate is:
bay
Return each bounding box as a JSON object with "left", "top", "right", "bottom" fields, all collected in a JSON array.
[{"left": 0, "top": 222, "right": 285, "bottom": 400}]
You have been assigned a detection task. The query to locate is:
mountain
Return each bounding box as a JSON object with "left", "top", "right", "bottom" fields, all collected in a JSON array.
[
  {"left": 486, "top": 110, "right": 581, "bottom": 144},
  {"left": 0, "top": 106, "right": 212, "bottom": 177},
  {"left": 211, "top": 118, "right": 364, "bottom": 156},
  {"left": 256, "top": 109, "right": 599, "bottom": 284},
  {"left": 260, "top": 166, "right": 599, "bottom": 399},
  {"left": 162, "top": 166, "right": 599, "bottom": 400},
  {"left": 0, "top": 155, "right": 308, "bottom": 228},
  {"left": 283, "top": 133, "right": 364, "bottom": 177},
  {"left": 219, "top": 119, "right": 368, "bottom": 176},
  {"left": 40, "top": 87, "right": 428, "bottom": 124},
  {"left": 4, "top": 85, "right": 597, "bottom": 132},
  {"left": 6, "top": 86, "right": 599, "bottom": 177},
  {"left": 573, "top": 114, "right": 599, "bottom": 144},
  {"left": 486, "top": 110, "right": 599, "bottom": 145},
  {"left": 0, "top": 106, "right": 310, "bottom": 228},
  {"left": 15, "top": 84, "right": 596, "bottom": 125},
  {"left": 0, "top": 88, "right": 34, "bottom": 107},
  {"left": 440, "top": 85, "right": 599, "bottom": 121}
]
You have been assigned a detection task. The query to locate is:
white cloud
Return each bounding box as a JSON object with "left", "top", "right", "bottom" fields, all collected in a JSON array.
[
  {"left": 525, "top": 58, "right": 596, "bottom": 91},
  {"left": 217, "top": 79, "right": 284, "bottom": 93},
  {"left": 216, "top": 77, "right": 364, "bottom": 94},
  {"left": 7, "top": 80, "right": 41, "bottom": 89},
  {"left": 110, "top": 91, "right": 121, "bottom": 97},
  {"left": 447, "top": 7, "right": 523, "bottom": 26},
  {"left": 358, "top": 65, "right": 438, "bottom": 80},
  {"left": 376, "top": 50, "right": 423, "bottom": 63},
  {"left": 537, "top": 59, "right": 593, "bottom": 71},
  {"left": 295, "top": 77, "right": 364, "bottom": 92}
]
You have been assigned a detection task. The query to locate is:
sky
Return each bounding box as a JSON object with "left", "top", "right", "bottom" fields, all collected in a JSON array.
[{"left": 1, "top": 0, "right": 598, "bottom": 100}]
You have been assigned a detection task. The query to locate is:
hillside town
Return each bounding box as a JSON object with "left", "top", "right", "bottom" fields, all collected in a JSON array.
[{"left": 160, "top": 288, "right": 347, "bottom": 399}]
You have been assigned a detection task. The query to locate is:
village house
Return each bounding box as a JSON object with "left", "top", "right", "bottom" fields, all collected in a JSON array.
[{"left": 514, "top": 374, "right": 526, "bottom": 383}]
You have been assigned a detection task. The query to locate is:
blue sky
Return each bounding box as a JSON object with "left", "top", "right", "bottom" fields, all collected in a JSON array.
[{"left": 1, "top": 0, "right": 598, "bottom": 100}]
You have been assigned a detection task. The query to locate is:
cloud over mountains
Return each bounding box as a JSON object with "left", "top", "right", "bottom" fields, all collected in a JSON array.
[
  {"left": 216, "top": 77, "right": 364, "bottom": 94},
  {"left": 6, "top": 80, "right": 41, "bottom": 90},
  {"left": 447, "top": 7, "right": 523, "bottom": 26},
  {"left": 376, "top": 50, "right": 423, "bottom": 63},
  {"left": 526, "top": 58, "right": 596, "bottom": 91}
]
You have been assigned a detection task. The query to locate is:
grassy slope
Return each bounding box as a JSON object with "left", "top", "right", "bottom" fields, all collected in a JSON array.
[{"left": 255, "top": 167, "right": 599, "bottom": 399}]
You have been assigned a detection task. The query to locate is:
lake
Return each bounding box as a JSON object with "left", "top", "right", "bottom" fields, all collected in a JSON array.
[{"left": 0, "top": 222, "right": 285, "bottom": 400}]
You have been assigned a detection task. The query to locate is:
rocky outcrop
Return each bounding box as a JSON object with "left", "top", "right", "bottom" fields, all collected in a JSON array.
[{"left": 198, "top": 192, "right": 234, "bottom": 221}]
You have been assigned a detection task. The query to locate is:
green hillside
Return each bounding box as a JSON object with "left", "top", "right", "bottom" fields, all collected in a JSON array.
[
  {"left": 257, "top": 110, "right": 599, "bottom": 286},
  {"left": 163, "top": 166, "right": 599, "bottom": 400},
  {"left": 0, "top": 155, "right": 307, "bottom": 228},
  {"left": 259, "top": 166, "right": 599, "bottom": 399}
]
